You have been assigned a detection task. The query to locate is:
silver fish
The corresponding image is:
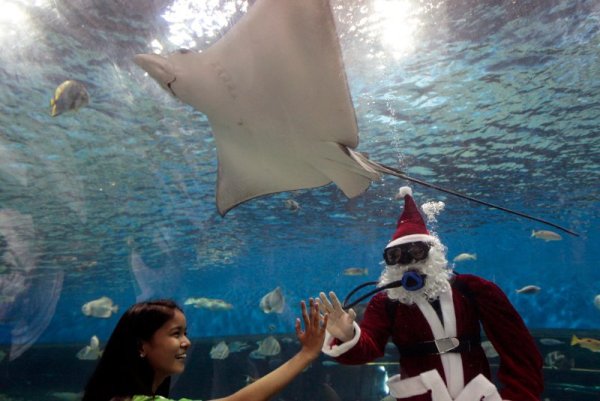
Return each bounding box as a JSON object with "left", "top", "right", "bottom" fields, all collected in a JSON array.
[
  {"left": 184, "top": 297, "right": 233, "bottom": 311},
  {"left": 516, "top": 285, "right": 541, "bottom": 294},
  {"left": 76, "top": 335, "right": 102, "bottom": 360},
  {"left": 259, "top": 287, "right": 285, "bottom": 314},
  {"left": 531, "top": 230, "right": 562, "bottom": 242},
  {"left": 255, "top": 336, "right": 281, "bottom": 356},
  {"left": 81, "top": 296, "right": 118, "bottom": 318},
  {"left": 50, "top": 80, "right": 89, "bottom": 117},
  {"left": 453, "top": 253, "right": 477, "bottom": 262},
  {"left": 540, "top": 338, "right": 564, "bottom": 346},
  {"left": 209, "top": 341, "right": 230, "bottom": 360},
  {"left": 284, "top": 199, "right": 300, "bottom": 211}
]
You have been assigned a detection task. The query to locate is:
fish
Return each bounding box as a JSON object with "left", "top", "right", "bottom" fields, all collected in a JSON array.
[
  {"left": 254, "top": 336, "right": 281, "bottom": 357},
  {"left": 209, "top": 341, "right": 230, "bottom": 360},
  {"left": 227, "top": 341, "right": 250, "bottom": 353},
  {"left": 284, "top": 199, "right": 300, "bottom": 211},
  {"left": 544, "top": 350, "right": 573, "bottom": 370},
  {"left": 515, "top": 285, "right": 541, "bottom": 294},
  {"left": 81, "top": 296, "right": 118, "bottom": 318},
  {"left": 539, "top": 338, "right": 564, "bottom": 346},
  {"left": 343, "top": 267, "right": 369, "bottom": 276},
  {"left": 259, "top": 287, "right": 285, "bottom": 314},
  {"left": 531, "top": 230, "right": 562, "bottom": 242},
  {"left": 50, "top": 80, "right": 89, "bottom": 117},
  {"left": 571, "top": 335, "right": 600, "bottom": 352},
  {"left": 594, "top": 294, "right": 600, "bottom": 310},
  {"left": 131, "top": 0, "right": 576, "bottom": 237},
  {"left": 49, "top": 392, "right": 84, "bottom": 401},
  {"left": 76, "top": 335, "right": 102, "bottom": 360},
  {"left": 453, "top": 253, "right": 477, "bottom": 262},
  {"left": 184, "top": 297, "right": 233, "bottom": 311}
]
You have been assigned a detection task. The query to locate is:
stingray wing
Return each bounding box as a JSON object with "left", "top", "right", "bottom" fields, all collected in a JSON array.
[{"left": 136, "top": 0, "right": 380, "bottom": 215}]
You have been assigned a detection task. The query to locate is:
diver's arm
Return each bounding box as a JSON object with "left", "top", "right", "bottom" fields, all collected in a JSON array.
[{"left": 211, "top": 300, "right": 327, "bottom": 401}]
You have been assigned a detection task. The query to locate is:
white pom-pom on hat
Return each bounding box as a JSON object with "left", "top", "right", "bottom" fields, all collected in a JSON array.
[{"left": 394, "top": 186, "right": 413, "bottom": 200}]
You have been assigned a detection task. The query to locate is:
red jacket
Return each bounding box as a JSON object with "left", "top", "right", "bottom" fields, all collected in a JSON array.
[{"left": 333, "top": 274, "right": 543, "bottom": 401}]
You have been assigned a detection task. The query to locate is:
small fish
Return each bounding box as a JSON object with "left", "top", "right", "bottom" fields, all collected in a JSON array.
[
  {"left": 284, "top": 199, "right": 300, "bottom": 211},
  {"left": 544, "top": 350, "right": 567, "bottom": 369},
  {"left": 571, "top": 335, "right": 600, "bottom": 352},
  {"left": 594, "top": 294, "right": 600, "bottom": 311},
  {"left": 481, "top": 340, "right": 499, "bottom": 359},
  {"left": 531, "top": 230, "right": 562, "bottom": 242},
  {"left": 321, "top": 360, "right": 339, "bottom": 366},
  {"left": 50, "top": 80, "right": 90, "bottom": 117},
  {"left": 184, "top": 297, "right": 233, "bottom": 311},
  {"left": 76, "top": 335, "right": 102, "bottom": 360},
  {"left": 49, "top": 392, "right": 84, "bottom": 401},
  {"left": 81, "top": 296, "right": 118, "bottom": 318},
  {"left": 343, "top": 267, "right": 368, "bottom": 276},
  {"left": 255, "top": 336, "right": 281, "bottom": 357},
  {"left": 453, "top": 253, "right": 477, "bottom": 262},
  {"left": 228, "top": 341, "right": 250, "bottom": 353},
  {"left": 209, "top": 341, "right": 230, "bottom": 360},
  {"left": 540, "top": 338, "right": 564, "bottom": 346},
  {"left": 259, "top": 287, "right": 285, "bottom": 314},
  {"left": 515, "top": 285, "right": 541, "bottom": 294}
]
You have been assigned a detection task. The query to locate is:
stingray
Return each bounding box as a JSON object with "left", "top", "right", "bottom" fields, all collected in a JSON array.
[{"left": 134, "top": 0, "right": 576, "bottom": 236}]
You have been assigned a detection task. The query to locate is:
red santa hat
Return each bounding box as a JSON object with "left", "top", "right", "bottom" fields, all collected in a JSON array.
[{"left": 385, "top": 186, "right": 436, "bottom": 249}]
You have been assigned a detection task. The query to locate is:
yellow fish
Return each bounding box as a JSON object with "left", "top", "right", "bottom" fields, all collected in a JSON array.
[
  {"left": 571, "top": 335, "right": 600, "bottom": 352},
  {"left": 343, "top": 267, "right": 368, "bottom": 276},
  {"left": 50, "top": 80, "right": 89, "bottom": 117}
]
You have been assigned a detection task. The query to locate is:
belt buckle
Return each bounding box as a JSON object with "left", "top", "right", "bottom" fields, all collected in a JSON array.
[{"left": 434, "top": 337, "right": 460, "bottom": 354}]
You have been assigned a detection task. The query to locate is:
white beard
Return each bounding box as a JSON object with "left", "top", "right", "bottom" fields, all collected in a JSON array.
[{"left": 379, "top": 238, "right": 452, "bottom": 305}]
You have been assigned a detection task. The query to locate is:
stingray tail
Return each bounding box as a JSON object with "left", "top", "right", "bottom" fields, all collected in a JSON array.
[{"left": 348, "top": 151, "right": 579, "bottom": 237}]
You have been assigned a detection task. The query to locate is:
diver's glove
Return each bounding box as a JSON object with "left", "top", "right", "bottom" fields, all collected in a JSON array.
[{"left": 319, "top": 291, "right": 356, "bottom": 342}]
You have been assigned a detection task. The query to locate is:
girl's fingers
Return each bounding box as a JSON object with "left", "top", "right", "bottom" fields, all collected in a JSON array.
[{"left": 300, "top": 300, "right": 309, "bottom": 326}]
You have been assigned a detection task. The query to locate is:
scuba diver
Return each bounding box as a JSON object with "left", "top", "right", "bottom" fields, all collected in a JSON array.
[{"left": 319, "top": 186, "right": 543, "bottom": 401}]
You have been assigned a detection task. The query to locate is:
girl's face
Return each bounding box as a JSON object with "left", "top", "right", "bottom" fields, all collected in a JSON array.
[{"left": 141, "top": 309, "right": 191, "bottom": 384}]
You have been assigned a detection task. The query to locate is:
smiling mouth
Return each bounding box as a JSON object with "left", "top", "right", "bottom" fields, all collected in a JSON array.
[{"left": 175, "top": 353, "right": 187, "bottom": 360}]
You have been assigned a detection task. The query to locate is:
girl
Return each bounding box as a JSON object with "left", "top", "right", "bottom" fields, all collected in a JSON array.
[{"left": 83, "top": 298, "right": 327, "bottom": 401}]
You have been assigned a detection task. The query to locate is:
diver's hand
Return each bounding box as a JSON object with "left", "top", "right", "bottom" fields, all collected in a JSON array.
[{"left": 319, "top": 291, "right": 356, "bottom": 342}]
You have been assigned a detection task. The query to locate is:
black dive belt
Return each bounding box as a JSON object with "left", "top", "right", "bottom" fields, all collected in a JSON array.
[{"left": 396, "top": 336, "right": 480, "bottom": 356}]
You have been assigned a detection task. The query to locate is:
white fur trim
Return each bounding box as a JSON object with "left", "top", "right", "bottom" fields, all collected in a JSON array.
[
  {"left": 321, "top": 322, "right": 361, "bottom": 357},
  {"left": 399, "top": 186, "right": 413, "bottom": 197},
  {"left": 415, "top": 288, "right": 465, "bottom": 398},
  {"left": 385, "top": 234, "right": 436, "bottom": 249},
  {"left": 387, "top": 370, "right": 502, "bottom": 401}
]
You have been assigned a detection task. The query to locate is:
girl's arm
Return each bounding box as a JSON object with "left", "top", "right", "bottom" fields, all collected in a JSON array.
[{"left": 212, "top": 298, "right": 327, "bottom": 401}]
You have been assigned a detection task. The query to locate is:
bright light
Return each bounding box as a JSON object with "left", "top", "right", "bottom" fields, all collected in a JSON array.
[
  {"left": 373, "top": 0, "right": 422, "bottom": 59},
  {"left": 0, "top": 2, "right": 28, "bottom": 24},
  {"left": 162, "top": 0, "right": 248, "bottom": 49},
  {"left": 150, "top": 39, "right": 164, "bottom": 54}
]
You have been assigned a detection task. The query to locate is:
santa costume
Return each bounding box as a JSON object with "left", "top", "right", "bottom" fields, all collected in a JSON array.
[{"left": 322, "top": 187, "right": 543, "bottom": 401}]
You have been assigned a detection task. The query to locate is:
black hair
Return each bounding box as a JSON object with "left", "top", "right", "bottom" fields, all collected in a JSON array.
[{"left": 82, "top": 299, "right": 183, "bottom": 401}]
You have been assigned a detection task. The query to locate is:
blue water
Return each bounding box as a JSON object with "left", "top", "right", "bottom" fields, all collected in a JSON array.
[{"left": 0, "top": 0, "right": 599, "bottom": 399}]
